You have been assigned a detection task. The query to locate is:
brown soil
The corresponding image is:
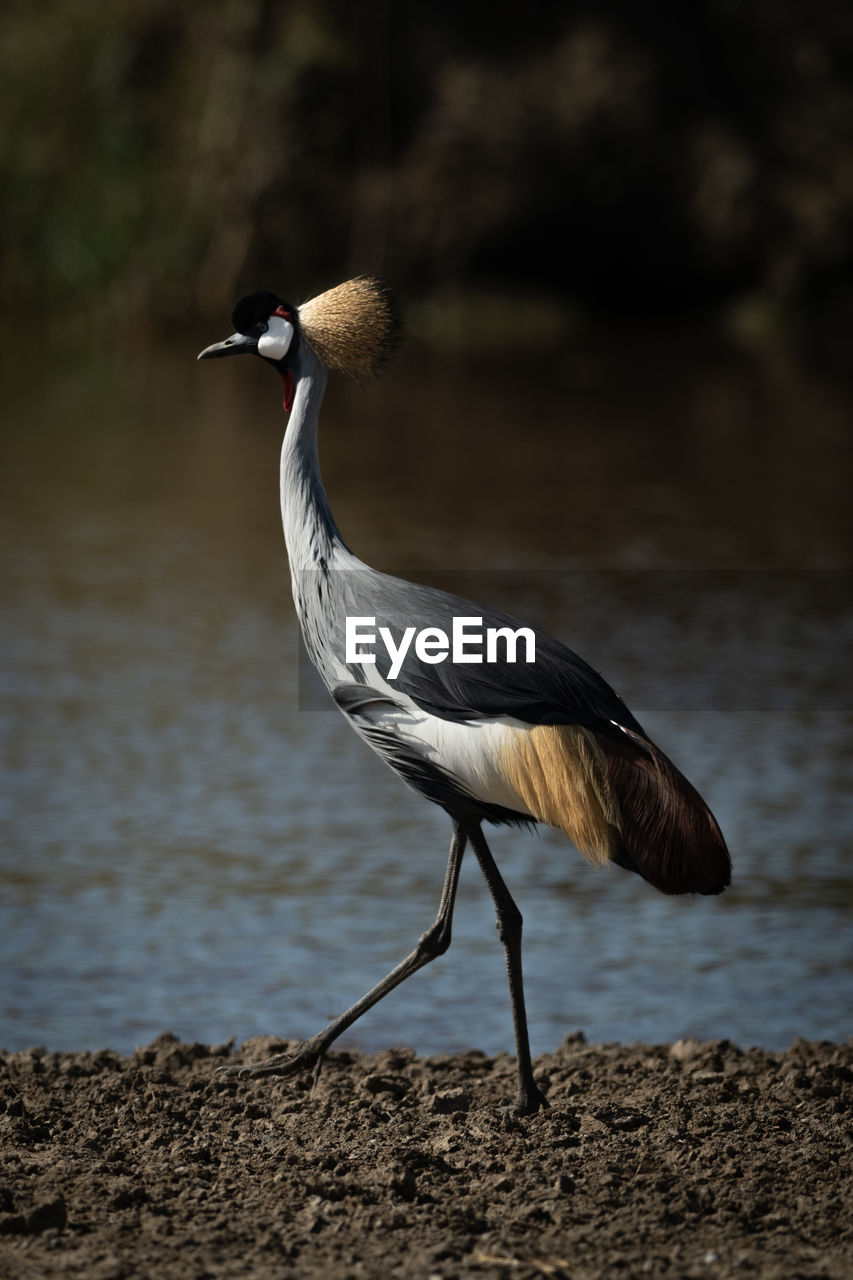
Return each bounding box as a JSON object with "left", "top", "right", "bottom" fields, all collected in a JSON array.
[{"left": 1, "top": 1032, "right": 851, "bottom": 1279}]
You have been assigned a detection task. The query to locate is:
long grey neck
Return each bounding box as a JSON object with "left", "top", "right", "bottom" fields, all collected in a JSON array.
[{"left": 280, "top": 342, "right": 352, "bottom": 575}]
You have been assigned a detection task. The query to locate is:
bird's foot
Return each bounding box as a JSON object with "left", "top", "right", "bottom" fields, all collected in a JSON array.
[
  {"left": 216, "top": 1038, "right": 327, "bottom": 1085},
  {"left": 511, "top": 1082, "right": 550, "bottom": 1116}
]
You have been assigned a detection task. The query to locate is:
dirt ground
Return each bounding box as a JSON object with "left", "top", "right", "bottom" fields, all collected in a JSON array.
[{"left": 1, "top": 1032, "right": 850, "bottom": 1280}]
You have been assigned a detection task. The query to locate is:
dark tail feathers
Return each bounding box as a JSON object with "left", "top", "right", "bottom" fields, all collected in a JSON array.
[{"left": 598, "top": 731, "right": 731, "bottom": 896}]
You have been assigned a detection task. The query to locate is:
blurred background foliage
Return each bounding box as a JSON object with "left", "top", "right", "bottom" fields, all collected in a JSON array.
[{"left": 3, "top": 0, "right": 853, "bottom": 333}]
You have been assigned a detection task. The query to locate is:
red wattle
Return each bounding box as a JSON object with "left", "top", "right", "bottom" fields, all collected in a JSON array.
[{"left": 282, "top": 369, "right": 295, "bottom": 413}]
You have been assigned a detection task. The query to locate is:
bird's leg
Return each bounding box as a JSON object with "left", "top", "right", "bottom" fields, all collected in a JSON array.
[
  {"left": 220, "top": 820, "right": 467, "bottom": 1083},
  {"left": 467, "top": 823, "right": 549, "bottom": 1115}
]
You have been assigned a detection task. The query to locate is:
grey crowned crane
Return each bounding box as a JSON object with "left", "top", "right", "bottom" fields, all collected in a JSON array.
[{"left": 198, "top": 276, "right": 731, "bottom": 1114}]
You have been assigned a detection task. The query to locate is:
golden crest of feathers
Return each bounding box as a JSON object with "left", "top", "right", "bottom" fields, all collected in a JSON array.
[{"left": 298, "top": 276, "right": 402, "bottom": 382}]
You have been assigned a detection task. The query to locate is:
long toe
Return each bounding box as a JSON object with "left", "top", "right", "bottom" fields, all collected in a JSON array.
[
  {"left": 243, "top": 1045, "right": 321, "bottom": 1080},
  {"left": 215, "top": 1041, "right": 323, "bottom": 1082}
]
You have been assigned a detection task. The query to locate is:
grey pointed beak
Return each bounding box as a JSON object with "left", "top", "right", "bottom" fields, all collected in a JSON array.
[{"left": 197, "top": 331, "right": 258, "bottom": 360}]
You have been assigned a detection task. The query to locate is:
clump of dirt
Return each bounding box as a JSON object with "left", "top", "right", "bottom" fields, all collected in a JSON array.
[{"left": 1, "top": 1032, "right": 850, "bottom": 1278}]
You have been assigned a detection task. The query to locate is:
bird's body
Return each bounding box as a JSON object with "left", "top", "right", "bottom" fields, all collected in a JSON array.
[{"left": 199, "top": 277, "right": 731, "bottom": 1113}]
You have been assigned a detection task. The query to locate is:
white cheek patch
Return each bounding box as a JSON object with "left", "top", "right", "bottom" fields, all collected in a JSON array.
[{"left": 258, "top": 315, "right": 294, "bottom": 361}]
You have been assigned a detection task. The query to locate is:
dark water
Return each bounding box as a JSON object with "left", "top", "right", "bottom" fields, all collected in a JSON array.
[{"left": 1, "top": 330, "right": 851, "bottom": 1056}]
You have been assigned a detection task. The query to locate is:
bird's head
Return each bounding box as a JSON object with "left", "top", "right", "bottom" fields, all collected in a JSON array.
[
  {"left": 198, "top": 276, "right": 401, "bottom": 412},
  {"left": 198, "top": 290, "right": 300, "bottom": 410}
]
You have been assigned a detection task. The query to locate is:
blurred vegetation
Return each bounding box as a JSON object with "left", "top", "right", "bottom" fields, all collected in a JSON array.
[{"left": 3, "top": 0, "right": 853, "bottom": 331}]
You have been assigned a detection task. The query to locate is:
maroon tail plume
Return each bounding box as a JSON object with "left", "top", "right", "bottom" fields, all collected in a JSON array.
[{"left": 598, "top": 731, "right": 731, "bottom": 896}]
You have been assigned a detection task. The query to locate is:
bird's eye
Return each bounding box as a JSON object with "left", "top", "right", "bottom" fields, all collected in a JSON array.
[{"left": 258, "top": 321, "right": 269, "bottom": 334}]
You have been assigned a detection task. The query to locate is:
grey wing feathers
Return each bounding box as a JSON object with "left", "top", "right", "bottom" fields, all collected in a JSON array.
[{"left": 313, "top": 567, "right": 647, "bottom": 739}]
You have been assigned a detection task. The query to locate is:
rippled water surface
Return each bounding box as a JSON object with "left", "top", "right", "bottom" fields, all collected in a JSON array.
[{"left": 2, "top": 331, "right": 851, "bottom": 1055}]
